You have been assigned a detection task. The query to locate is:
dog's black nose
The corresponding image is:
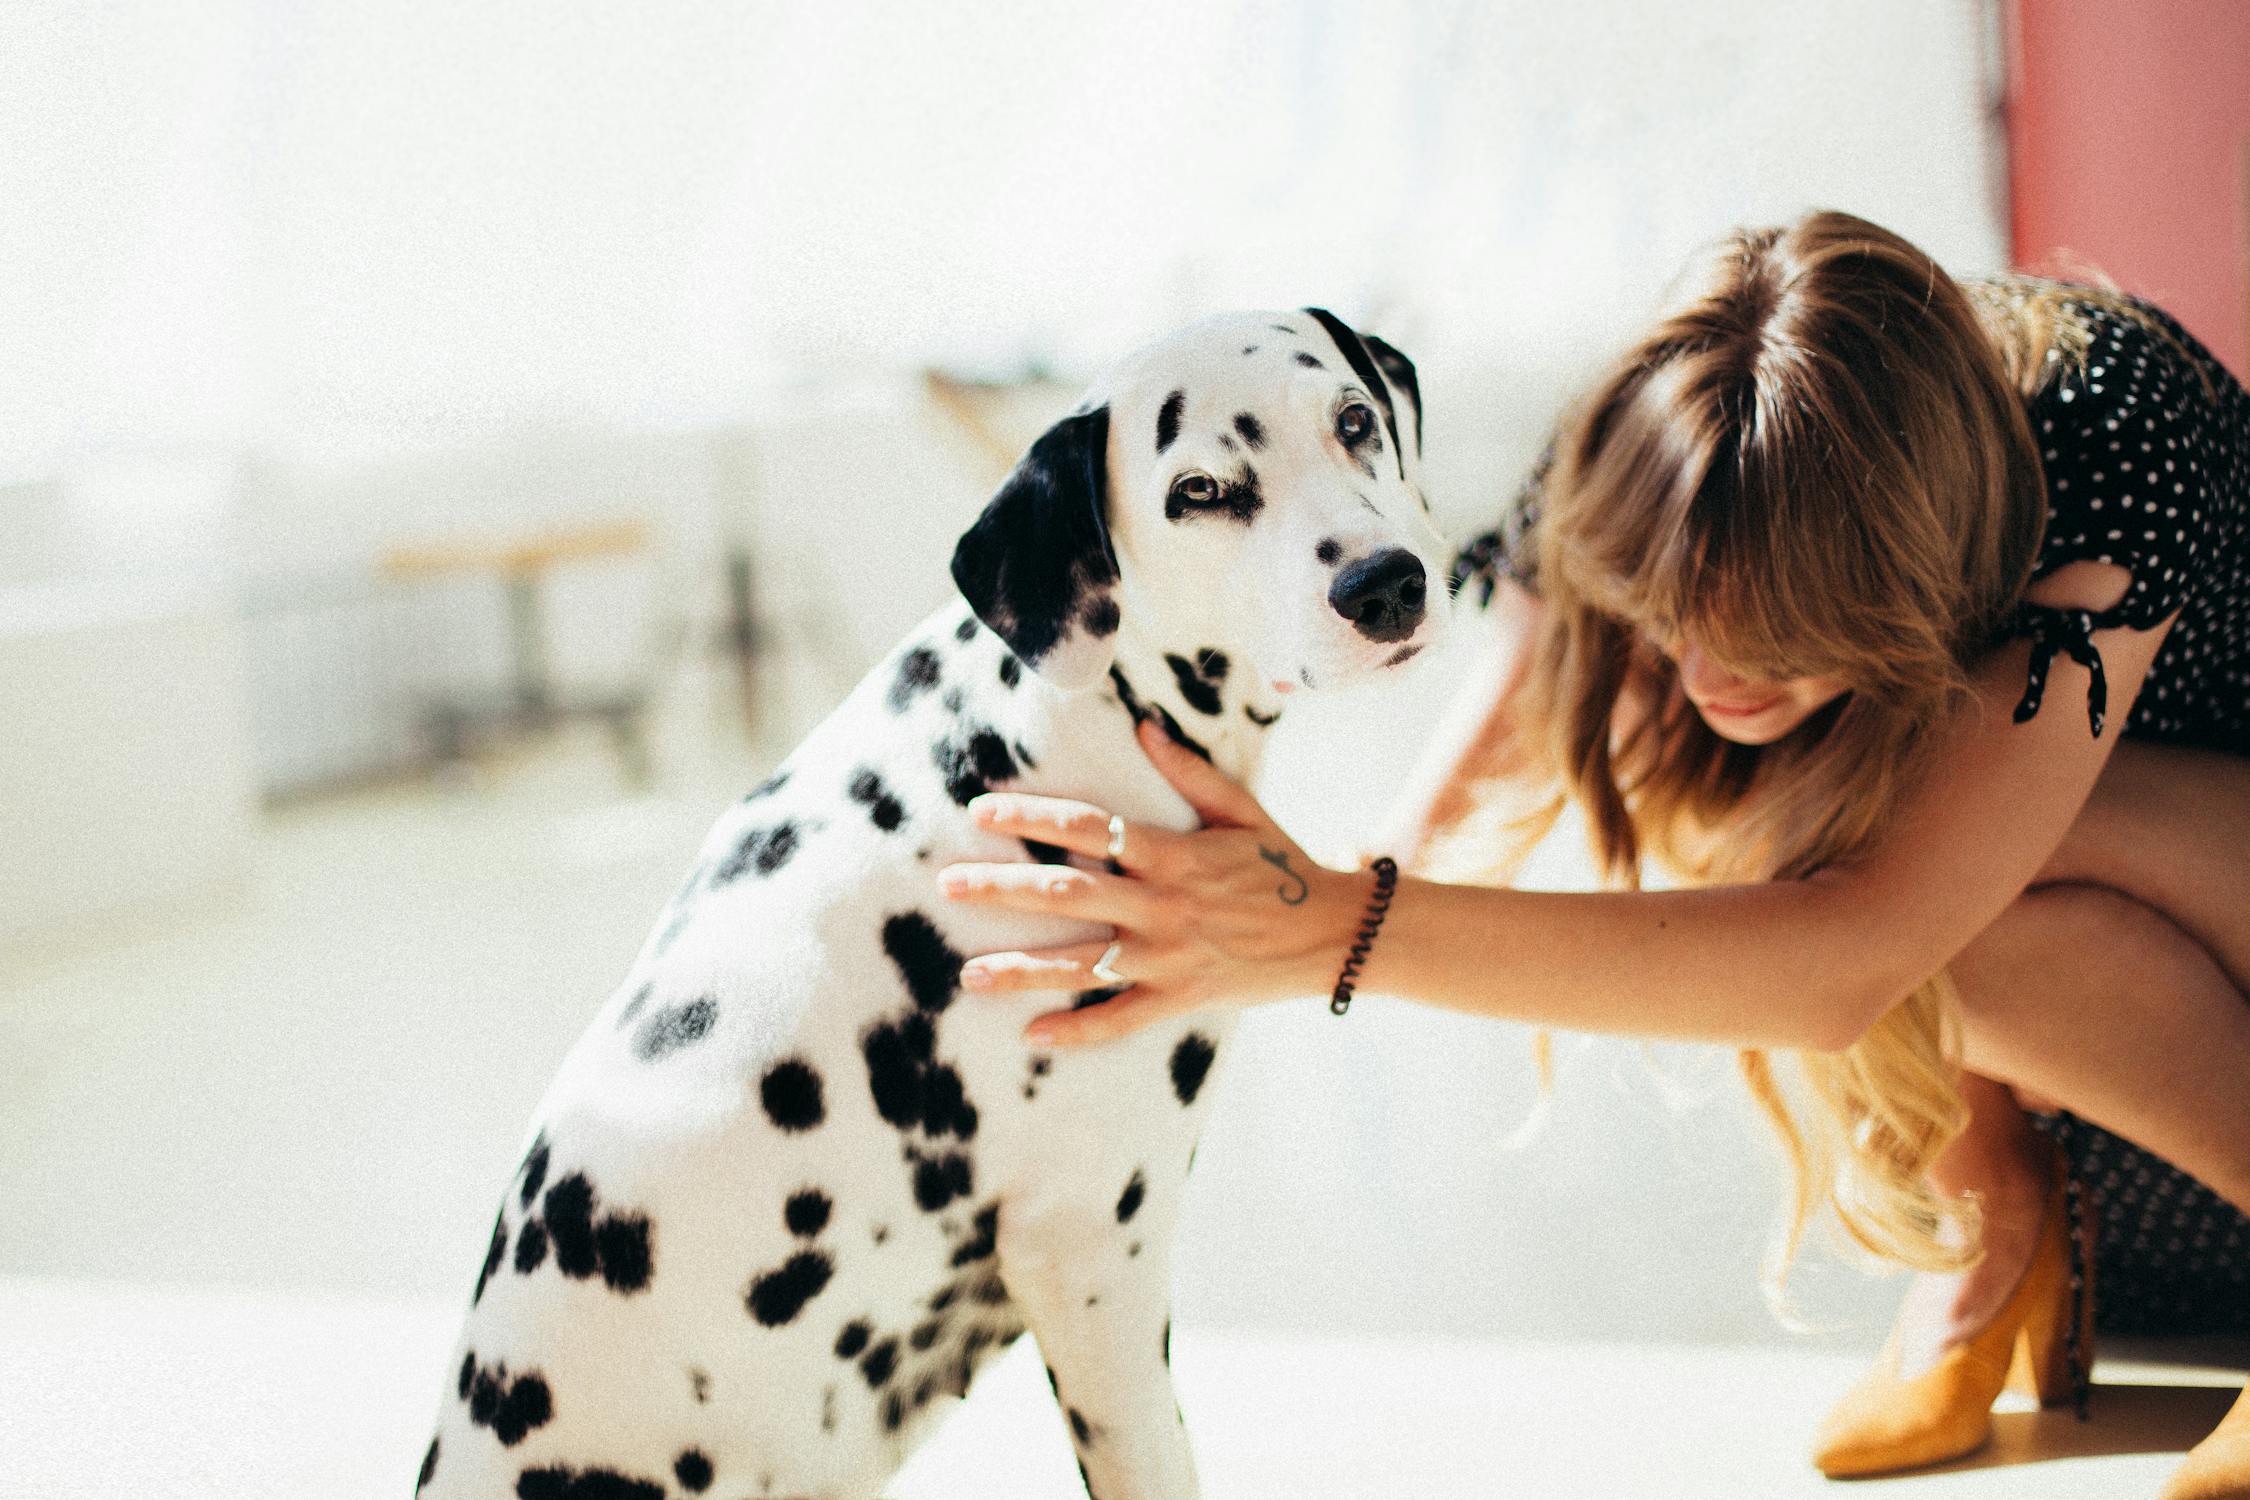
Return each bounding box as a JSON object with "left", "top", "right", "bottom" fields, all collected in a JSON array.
[{"left": 1328, "top": 548, "right": 1427, "bottom": 642}]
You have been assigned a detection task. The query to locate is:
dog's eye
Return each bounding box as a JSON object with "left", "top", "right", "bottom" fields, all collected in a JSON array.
[
  {"left": 1335, "top": 402, "right": 1376, "bottom": 446},
  {"left": 1168, "top": 473, "right": 1218, "bottom": 508}
]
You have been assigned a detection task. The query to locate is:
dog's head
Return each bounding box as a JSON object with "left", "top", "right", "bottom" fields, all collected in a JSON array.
[{"left": 952, "top": 309, "right": 1446, "bottom": 693}]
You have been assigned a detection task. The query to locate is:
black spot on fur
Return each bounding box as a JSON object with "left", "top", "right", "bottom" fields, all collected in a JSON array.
[
  {"left": 544, "top": 1175, "right": 599, "bottom": 1278},
  {"left": 1155, "top": 389, "right": 1186, "bottom": 453},
  {"left": 889, "top": 646, "right": 942, "bottom": 711},
  {"left": 540, "top": 1173, "right": 653, "bottom": 1293},
  {"left": 910, "top": 1318, "right": 944, "bottom": 1351},
  {"left": 743, "top": 769, "right": 789, "bottom": 802},
  {"left": 475, "top": 1210, "right": 507, "bottom": 1303},
  {"left": 998, "top": 654, "right": 1023, "bottom": 688},
  {"left": 954, "top": 615, "right": 980, "bottom": 642},
  {"left": 835, "top": 1320, "right": 872, "bottom": 1360},
  {"left": 1242, "top": 344, "right": 1258, "bottom": 355},
  {"left": 689, "top": 1367, "right": 710, "bottom": 1402},
  {"left": 932, "top": 725, "right": 1019, "bottom": 805},
  {"left": 914, "top": 1152, "right": 973, "bottom": 1212},
  {"left": 747, "top": 1250, "right": 835, "bottom": 1326},
  {"left": 1170, "top": 1033, "right": 1217, "bottom": 1105},
  {"left": 1108, "top": 666, "right": 1212, "bottom": 761},
  {"left": 1163, "top": 1318, "right": 1173, "bottom": 1366},
  {"left": 929, "top": 1283, "right": 959, "bottom": 1313},
  {"left": 459, "top": 1351, "right": 476, "bottom": 1400},
  {"left": 514, "top": 1217, "right": 549, "bottom": 1274},
  {"left": 951, "top": 1202, "right": 1000, "bottom": 1267},
  {"left": 519, "top": 1136, "right": 551, "bottom": 1208},
  {"left": 1013, "top": 738, "right": 1038, "bottom": 769},
  {"left": 595, "top": 1214, "right": 653, "bottom": 1292},
  {"left": 785, "top": 1188, "right": 832, "bottom": 1238},
  {"left": 632, "top": 996, "right": 717, "bottom": 1061},
  {"left": 847, "top": 769, "right": 906, "bottom": 832},
  {"left": 615, "top": 982, "right": 651, "bottom": 1028},
  {"left": 463, "top": 1359, "right": 552, "bottom": 1447},
  {"left": 711, "top": 820, "right": 804, "bottom": 884},
  {"left": 1116, "top": 1169, "right": 1146, "bottom": 1223},
  {"left": 1070, "top": 1407, "right": 1092, "bottom": 1444},
  {"left": 882, "top": 1388, "right": 908, "bottom": 1431},
  {"left": 1129, "top": 1241, "right": 1142, "bottom": 1257},
  {"left": 1245, "top": 702, "right": 1281, "bottom": 727},
  {"left": 1293, "top": 351, "right": 1324, "bottom": 369},
  {"left": 1164, "top": 653, "right": 1224, "bottom": 716},
  {"left": 673, "top": 1450, "right": 714, "bottom": 1493},
  {"left": 942, "top": 687, "right": 963, "bottom": 714},
  {"left": 883, "top": 911, "right": 964, "bottom": 1013},
  {"left": 1233, "top": 412, "right": 1266, "bottom": 450},
  {"left": 1081, "top": 594, "right": 1122, "bottom": 637},
  {"left": 418, "top": 1435, "right": 438, "bottom": 1491},
  {"left": 760, "top": 1059, "right": 825, "bottom": 1131},
  {"left": 863, "top": 1012, "right": 935, "bottom": 1129},
  {"left": 1022, "top": 838, "right": 1070, "bottom": 865},
  {"left": 1315, "top": 537, "right": 1342, "bottom": 565},
  {"left": 516, "top": 1467, "right": 665, "bottom": 1500},
  {"left": 861, "top": 1337, "right": 900, "bottom": 1388}
]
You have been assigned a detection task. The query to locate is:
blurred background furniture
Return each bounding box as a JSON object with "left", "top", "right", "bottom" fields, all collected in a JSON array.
[{"left": 380, "top": 520, "right": 661, "bottom": 783}]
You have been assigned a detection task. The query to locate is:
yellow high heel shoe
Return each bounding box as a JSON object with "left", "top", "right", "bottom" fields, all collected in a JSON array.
[
  {"left": 2162, "top": 1383, "right": 2250, "bottom": 1500},
  {"left": 1811, "top": 1148, "right": 2090, "bottom": 1478}
]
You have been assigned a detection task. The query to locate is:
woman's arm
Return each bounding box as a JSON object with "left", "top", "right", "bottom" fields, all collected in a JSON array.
[
  {"left": 943, "top": 566, "right": 2172, "bottom": 1053},
  {"left": 1366, "top": 578, "right": 1543, "bottom": 870}
]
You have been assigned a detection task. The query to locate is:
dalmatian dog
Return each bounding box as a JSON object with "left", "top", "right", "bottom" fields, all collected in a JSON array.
[{"left": 420, "top": 309, "right": 1448, "bottom": 1500}]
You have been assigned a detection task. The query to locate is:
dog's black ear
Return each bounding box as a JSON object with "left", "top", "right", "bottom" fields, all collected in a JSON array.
[
  {"left": 1304, "top": 308, "right": 1417, "bottom": 479},
  {"left": 1363, "top": 333, "right": 1421, "bottom": 463},
  {"left": 950, "top": 404, "right": 1121, "bottom": 690}
]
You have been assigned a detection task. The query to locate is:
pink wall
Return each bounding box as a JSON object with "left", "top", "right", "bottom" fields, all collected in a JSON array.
[{"left": 2008, "top": 0, "right": 2250, "bottom": 378}]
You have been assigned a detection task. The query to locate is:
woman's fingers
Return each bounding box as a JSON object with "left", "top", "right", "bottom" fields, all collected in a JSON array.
[
  {"left": 1136, "top": 719, "right": 1270, "bottom": 829},
  {"left": 937, "top": 860, "right": 1157, "bottom": 928},
  {"left": 959, "top": 941, "right": 1119, "bottom": 994},
  {"left": 966, "top": 791, "right": 1190, "bottom": 873},
  {"left": 1025, "top": 984, "right": 1191, "bottom": 1047}
]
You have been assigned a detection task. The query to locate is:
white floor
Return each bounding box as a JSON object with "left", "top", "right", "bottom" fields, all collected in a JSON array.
[{"left": 1, "top": 1275, "right": 2240, "bottom": 1499}]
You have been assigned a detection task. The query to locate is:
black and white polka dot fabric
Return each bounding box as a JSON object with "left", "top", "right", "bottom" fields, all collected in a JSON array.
[
  {"left": 2010, "top": 295, "right": 2250, "bottom": 754},
  {"left": 2012, "top": 295, "right": 2250, "bottom": 1334},
  {"left": 1450, "top": 291, "right": 2250, "bottom": 1335}
]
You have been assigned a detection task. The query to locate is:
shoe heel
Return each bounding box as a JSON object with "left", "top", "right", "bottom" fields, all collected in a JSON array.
[
  {"left": 2006, "top": 1293, "right": 2076, "bottom": 1405},
  {"left": 2005, "top": 1145, "right": 2094, "bottom": 1408}
]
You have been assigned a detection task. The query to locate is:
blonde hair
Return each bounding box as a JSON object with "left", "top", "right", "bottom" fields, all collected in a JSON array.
[{"left": 1453, "top": 211, "right": 2117, "bottom": 1298}]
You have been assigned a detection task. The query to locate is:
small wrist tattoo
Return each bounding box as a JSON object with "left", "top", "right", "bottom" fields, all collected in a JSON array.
[{"left": 1258, "top": 844, "right": 1310, "bottom": 905}]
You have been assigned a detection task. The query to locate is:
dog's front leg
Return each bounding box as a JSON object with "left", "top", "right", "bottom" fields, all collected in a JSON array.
[{"left": 999, "top": 1200, "right": 1198, "bottom": 1500}]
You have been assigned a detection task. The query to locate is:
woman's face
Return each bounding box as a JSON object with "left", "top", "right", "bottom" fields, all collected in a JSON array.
[{"left": 1665, "top": 636, "right": 1849, "bottom": 745}]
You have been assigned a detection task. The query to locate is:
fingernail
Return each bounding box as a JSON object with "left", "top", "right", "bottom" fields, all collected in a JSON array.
[
  {"left": 938, "top": 871, "right": 967, "bottom": 896},
  {"left": 1024, "top": 1021, "right": 1055, "bottom": 1044},
  {"left": 961, "top": 964, "right": 992, "bottom": 990}
]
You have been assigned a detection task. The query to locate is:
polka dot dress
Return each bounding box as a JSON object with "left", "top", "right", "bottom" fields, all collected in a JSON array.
[
  {"left": 1452, "top": 292, "right": 2250, "bottom": 1335},
  {"left": 2011, "top": 296, "right": 2250, "bottom": 1335}
]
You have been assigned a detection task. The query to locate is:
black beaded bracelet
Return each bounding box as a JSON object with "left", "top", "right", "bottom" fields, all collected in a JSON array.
[{"left": 1329, "top": 856, "right": 1399, "bottom": 1016}]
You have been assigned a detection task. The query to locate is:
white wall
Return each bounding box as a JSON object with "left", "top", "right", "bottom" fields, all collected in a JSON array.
[{"left": 0, "top": 0, "right": 2008, "bottom": 1345}]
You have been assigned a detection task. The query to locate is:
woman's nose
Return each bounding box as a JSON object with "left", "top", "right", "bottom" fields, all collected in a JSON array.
[{"left": 1677, "top": 642, "right": 1749, "bottom": 698}]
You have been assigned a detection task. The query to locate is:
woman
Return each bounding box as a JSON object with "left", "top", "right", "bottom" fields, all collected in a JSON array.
[{"left": 938, "top": 211, "right": 2250, "bottom": 1495}]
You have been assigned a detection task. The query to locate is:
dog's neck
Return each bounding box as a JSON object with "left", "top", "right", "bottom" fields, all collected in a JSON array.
[{"left": 1101, "top": 624, "right": 1285, "bottom": 787}]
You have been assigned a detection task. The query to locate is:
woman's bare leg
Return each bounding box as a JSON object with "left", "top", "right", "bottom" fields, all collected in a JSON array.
[{"left": 1885, "top": 739, "right": 2250, "bottom": 1372}]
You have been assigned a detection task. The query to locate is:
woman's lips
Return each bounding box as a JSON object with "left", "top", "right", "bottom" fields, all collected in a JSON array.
[{"left": 1697, "top": 693, "right": 1781, "bottom": 718}]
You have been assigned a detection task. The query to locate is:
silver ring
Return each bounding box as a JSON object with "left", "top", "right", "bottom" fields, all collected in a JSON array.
[
  {"left": 1106, "top": 814, "right": 1128, "bottom": 862},
  {"left": 1090, "top": 941, "right": 1127, "bottom": 985}
]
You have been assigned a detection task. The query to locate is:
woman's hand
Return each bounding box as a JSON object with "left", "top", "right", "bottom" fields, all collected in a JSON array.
[{"left": 937, "top": 719, "right": 1370, "bottom": 1046}]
